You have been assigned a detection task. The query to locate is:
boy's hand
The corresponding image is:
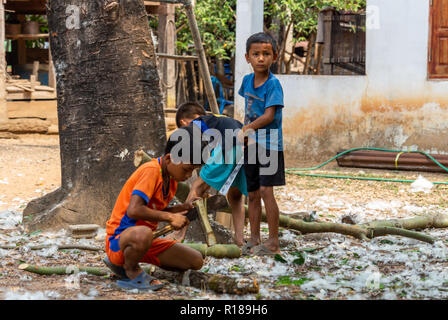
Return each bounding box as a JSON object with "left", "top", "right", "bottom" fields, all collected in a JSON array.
[
  {"left": 169, "top": 211, "right": 189, "bottom": 230},
  {"left": 179, "top": 197, "right": 201, "bottom": 212},
  {"left": 238, "top": 127, "right": 256, "bottom": 145}
]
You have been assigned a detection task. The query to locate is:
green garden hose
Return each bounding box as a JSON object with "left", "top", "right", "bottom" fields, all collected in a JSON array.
[{"left": 285, "top": 147, "right": 448, "bottom": 185}]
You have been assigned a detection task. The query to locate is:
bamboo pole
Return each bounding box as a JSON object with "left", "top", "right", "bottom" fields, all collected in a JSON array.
[
  {"left": 194, "top": 198, "right": 217, "bottom": 246},
  {"left": 18, "top": 263, "right": 258, "bottom": 295}
]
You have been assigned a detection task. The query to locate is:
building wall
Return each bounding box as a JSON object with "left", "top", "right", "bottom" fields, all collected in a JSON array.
[{"left": 235, "top": 0, "right": 448, "bottom": 162}]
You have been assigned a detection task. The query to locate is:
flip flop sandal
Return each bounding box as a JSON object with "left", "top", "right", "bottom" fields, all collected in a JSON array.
[
  {"left": 251, "top": 244, "right": 276, "bottom": 256},
  {"left": 116, "top": 271, "right": 165, "bottom": 291},
  {"left": 241, "top": 241, "right": 257, "bottom": 256},
  {"left": 103, "top": 256, "right": 129, "bottom": 280}
]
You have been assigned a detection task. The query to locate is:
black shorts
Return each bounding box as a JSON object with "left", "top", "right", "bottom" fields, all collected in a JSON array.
[{"left": 243, "top": 143, "right": 286, "bottom": 192}]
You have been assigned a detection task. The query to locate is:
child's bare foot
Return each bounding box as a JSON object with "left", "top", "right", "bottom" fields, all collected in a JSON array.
[
  {"left": 262, "top": 239, "right": 280, "bottom": 254},
  {"left": 233, "top": 235, "right": 245, "bottom": 247}
]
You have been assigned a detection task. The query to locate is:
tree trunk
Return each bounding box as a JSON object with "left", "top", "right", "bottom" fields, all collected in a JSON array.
[{"left": 23, "top": 0, "right": 166, "bottom": 232}]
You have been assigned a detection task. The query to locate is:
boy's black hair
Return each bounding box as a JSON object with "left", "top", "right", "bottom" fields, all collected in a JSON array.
[
  {"left": 164, "top": 125, "right": 208, "bottom": 165},
  {"left": 175, "top": 102, "right": 207, "bottom": 128},
  {"left": 246, "top": 32, "right": 277, "bottom": 54}
]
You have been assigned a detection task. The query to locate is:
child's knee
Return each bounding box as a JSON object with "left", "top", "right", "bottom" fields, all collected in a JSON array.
[
  {"left": 130, "top": 227, "right": 153, "bottom": 251},
  {"left": 260, "top": 186, "right": 274, "bottom": 199},
  {"left": 190, "top": 251, "right": 203, "bottom": 270},
  {"left": 247, "top": 190, "right": 261, "bottom": 202},
  {"left": 227, "top": 188, "right": 242, "bottom": 203}
]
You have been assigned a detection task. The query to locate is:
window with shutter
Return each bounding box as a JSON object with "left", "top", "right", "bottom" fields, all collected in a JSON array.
[{"left": 429, "top": 0, "right": 448, "bottom": 79}]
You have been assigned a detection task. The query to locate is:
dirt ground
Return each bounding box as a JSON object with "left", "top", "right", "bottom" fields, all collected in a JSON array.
[{"left": 1, "top": 134, "right": 448, "bottom": 300}]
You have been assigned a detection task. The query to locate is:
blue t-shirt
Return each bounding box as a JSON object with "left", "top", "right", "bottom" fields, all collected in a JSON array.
[{"left": 238, "top": 72, "right": 284, "bottom": 151}]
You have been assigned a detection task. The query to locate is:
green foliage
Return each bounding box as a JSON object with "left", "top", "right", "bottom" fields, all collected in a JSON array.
[
  {"left": 275, "top": 275, "right": 312, "bottom": 286},
  {"left": 291, "top": 251, "right": 306, "bottom": 265},
  {"left": 264, "top": 0, "right": 366, "bottom": 42},
  {"left": 176, "top": 0, "right": 236, "bottom": 60},
  {"left": 172, "top": 0, "right": 366, "bottom": 62},
  {"left": 274, "top": 254, "right": 288, "bottom": 263}
]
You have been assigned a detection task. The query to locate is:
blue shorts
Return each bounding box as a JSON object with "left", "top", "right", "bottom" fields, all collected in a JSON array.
[{"left": 200, "top": 145, "right": 248, "bottom": 196}]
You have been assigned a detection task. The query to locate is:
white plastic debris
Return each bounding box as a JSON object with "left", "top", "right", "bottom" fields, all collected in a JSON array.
[
  {"left": 3, "top": 289, "right": 60, "bottom": 300},
  {"left": 410, "top": 175, "right": 433, "bottom": 193}
]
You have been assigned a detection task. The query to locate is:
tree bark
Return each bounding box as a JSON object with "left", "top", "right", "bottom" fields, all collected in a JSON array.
[{"left": 23, "top": 0, "right": 166, "bottom": 232}]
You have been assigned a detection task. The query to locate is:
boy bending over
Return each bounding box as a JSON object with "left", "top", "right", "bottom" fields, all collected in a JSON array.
[{"left": 174, "top": 102, "right": 248, "bottom": 246}]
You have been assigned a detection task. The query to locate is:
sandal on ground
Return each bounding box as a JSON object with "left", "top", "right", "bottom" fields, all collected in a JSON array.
[
  {"left": 241, "top": 241, "right": 257, "bottom": 256},
  {"left": 251, "top": 244, "right": 277, "bottom": 256},
  {"left": 103, "top": 256, "right": 128, "bottom": 280},
  {"left": 116, "top": 271, "right": 165, "bottom": 291}
]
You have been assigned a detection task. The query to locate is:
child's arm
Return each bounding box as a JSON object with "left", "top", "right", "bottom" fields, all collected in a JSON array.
[
  {"left": 242, "top": 105, "right": 279, "bottom": 132},
  {"left": 164, "top": 196, "right": 201, "bottom": 214},
  {"left": 127, "top": 195, "right": 188, "bottom": 230}
]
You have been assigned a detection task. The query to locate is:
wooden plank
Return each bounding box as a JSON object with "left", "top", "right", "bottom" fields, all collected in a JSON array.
[
  {"left": 5, "top": 33, "right": 49, "bottom": 40},
  {"left": 32, "top": 60, "right": 40, "bottom": 77},
  {"left": 7, "top": 91, "right": 57, "bottom": 100},
  {"left": 35, "top": 85, "right": 55, "bottom": 92},
  {"left": 144, "top": 1, "right": 161, "bottom": 5},
  {"left": 30, "top": 75, "right": 36, "bottom": 91},
  {"left": 13, "top": 83, "right": 33, "bottom": 92},
  {"left": 6, "top": 86, "right": 24, "bottom": 93},
  {"left": 156, "top": 53, "right": 198, "bottom": 61}
]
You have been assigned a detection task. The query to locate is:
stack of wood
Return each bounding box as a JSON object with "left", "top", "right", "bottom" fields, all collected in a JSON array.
[{"left": 6, "top": 77, "right": 55, "bottom": 94}]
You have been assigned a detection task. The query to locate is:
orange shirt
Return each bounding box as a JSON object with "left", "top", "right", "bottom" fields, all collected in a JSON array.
[{"left": 106, "top": 158, "right": 178, "bottom": 238}]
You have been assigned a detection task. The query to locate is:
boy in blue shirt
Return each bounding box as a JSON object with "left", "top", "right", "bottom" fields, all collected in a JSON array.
[
  {"left": 174, "top": 102, "right": 248, "bottom": 247},
  {"left": 238, "top": 32, "right": 285, "bottom": 255}
]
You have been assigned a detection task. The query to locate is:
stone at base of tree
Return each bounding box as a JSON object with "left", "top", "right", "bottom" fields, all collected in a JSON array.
[
  {"left": 23, "top": 187, "right": 110, "bottom": 232},
  {"left": 184, "top": 218, "right": 234, "bottom": 244}
]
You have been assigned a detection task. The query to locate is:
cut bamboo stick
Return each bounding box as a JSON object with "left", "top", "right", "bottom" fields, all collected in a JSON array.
[{"left": 194, "top": 198, "right": 217, "bottom": 246}]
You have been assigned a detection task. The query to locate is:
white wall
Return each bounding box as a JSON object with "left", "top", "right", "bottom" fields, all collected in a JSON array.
[
  {"left": 234, "top": 0, "right": 264, "bottom": 122},
  {"left": 234, "top": 0, "right": 448, "bottom": 161}
]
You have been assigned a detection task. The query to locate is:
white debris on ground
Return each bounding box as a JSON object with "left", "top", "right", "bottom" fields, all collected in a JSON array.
[
  {"left": 410, "top": 175, "right": 434, "bottom": 194},
  {"left": 2, "top": 187, "right": 448, "bottom": 300}
]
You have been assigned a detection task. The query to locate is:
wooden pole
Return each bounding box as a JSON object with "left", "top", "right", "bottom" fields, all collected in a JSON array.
[
  {"left": 158, "top": 3, "right": 177, "bottom": 109},
  {"left": 182, "top": 0, "right": 219, "bottom": 114},
  {"left": 0, "top": 0, "right": 7, "bottom": 130}
]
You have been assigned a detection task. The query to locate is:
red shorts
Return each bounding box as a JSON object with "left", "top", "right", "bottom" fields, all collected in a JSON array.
[{"left": 105, "top": 233, "right": 176, "bottom": 267}]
